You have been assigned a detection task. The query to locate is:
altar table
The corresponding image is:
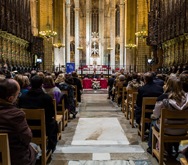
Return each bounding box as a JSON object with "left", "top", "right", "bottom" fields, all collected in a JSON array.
[{"left": 82, "top": 78, "right": 108, "bottom": 89}]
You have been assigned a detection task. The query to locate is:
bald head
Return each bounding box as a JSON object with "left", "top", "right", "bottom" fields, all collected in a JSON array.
[{"left": 0, "top": 79, "right": 20, "bottom": 102}]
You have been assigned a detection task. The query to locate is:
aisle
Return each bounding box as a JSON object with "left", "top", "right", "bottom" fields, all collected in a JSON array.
[{"left": 49, "top": 92, "right": 156, "bottom": 165}]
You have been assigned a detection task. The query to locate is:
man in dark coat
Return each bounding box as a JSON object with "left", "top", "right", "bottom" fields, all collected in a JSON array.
[
  {"left": 107, "top": 74, "right": 116, "bottom": 99},
  {"left": 135, "top": 72, "right": 163, "bottom": 124},
  {"left": 18, "top": 75, "right": 58, "bottom": 152},
  {"left": 0, "top": 78, "right": 37, "bottom": 165},
  {"left": 72, "top": 71, "right": 83, "bottom": 102}
]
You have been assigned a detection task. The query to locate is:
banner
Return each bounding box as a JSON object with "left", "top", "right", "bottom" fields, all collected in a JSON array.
[{"left": 66, "top": 63, "right": 75, "bottom": 73}]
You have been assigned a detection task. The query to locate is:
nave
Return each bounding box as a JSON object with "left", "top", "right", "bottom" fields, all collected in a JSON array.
[{"left": 49, "top": 90, "right": 159, "bottom": 165}]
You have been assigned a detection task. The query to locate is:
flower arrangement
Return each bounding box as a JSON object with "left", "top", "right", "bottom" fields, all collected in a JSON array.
[{"left": 92, "top": 81, "right": 100, "bottom": 90}]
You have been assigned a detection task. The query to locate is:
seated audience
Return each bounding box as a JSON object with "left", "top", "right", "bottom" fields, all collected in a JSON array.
[
  {"left": 14, "top": 74, "right": 30, "bottom": 95},
  {"left": 72, "top": 71, "right": 83, "bottom": 102},
  {"left": 107, "top": 74, "right": 116, "bottom": 99},
  {"left": 92, "top": 71, "right": 98, "bottom": 79},
  {"left": 0, "top": 78, "right": 37, "bottom": 165},
  {"left": 43, "top": 75, "right": 61, "bottom": 104},
  {"left": 135, "top": 72, "right": 163, "bottom": 125},
  {"left": 58, "top": 77, "right": 77, "bottom": 118},
  {"left": 147, "top": 76, "right": 188, "bottom": 155},
  {"left": 180, "top": 71, "right": 188, "bottom": 92},
  {"left": 18, "top": 75, "right": 58, "bottom": 152},
  {"left": 127, "top": 73, "right": 144, "bottom": 90}
]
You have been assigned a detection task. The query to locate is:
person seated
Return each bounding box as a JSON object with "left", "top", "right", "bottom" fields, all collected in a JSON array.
[
  {"left": 84, "top": 74, "right": 90, "bottom": 79},
  {"left": 72, "top": 71, "right": 83, "bottom": 103},
  {"left": 99, "top": 72, "right": 104, "bottom": 79},
  {"left": 92, "top": 71, "right": 98, "bottom": 79},
  {"left": 147, "top": 76, "right": 188, "bottom": 156},
  {"left": 135, "top": 72, "right": 163, "bottom": 125},
  {"left": 18, "top": 75, "right": 58, "bottom": 152},
  {"left": 14, "top": 74, "right": 30, "bottom": 95},
  {"left": 0, "top": 78, "right": 37, "bottom": 165},
  {"left": 58, "top": 77, "right": 77, "bottom": 118},
  {"left": 43, "top": 75, "right": 61, "bottom": 104}
]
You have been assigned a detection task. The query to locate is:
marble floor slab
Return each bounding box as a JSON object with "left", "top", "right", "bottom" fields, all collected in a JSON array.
[
  {"left": 68, "top": 160, "right": 135, "bottom": 165},
  {"left": 55, "top": 145, "right": 145, "bottom": 154},
  {"left": 71, "top": 118, "right": 129, "bottom": 145}
]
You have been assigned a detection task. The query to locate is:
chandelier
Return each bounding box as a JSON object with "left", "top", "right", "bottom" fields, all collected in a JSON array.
[
  {"left": 53, "top": 0, "right": 65, "bottom": 48},
  {"left": 125, "top": 40, "right": 136, "bottom": 49},
  {"left": 135, "top": 30, "right": 147, "bottom": 39},
  {"left": 39, "top": 0, "right": 57, "bottom": 39},
  {"left": 53, "top": 39, "right": 65, "bottom": 49},
  {"left": 39, "top": 22, "right": 57, "bottom": 39}
]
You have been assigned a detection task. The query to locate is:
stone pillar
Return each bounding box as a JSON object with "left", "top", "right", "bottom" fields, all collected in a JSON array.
[
  {"left": 110, "top": 0, "right": 116, "bottom": 69},
  {"left": 125, "top": 0, "right": 137, "bottom": 72},
  {"left": 124, "top": 0, "right": 127, "bottom": 67},
  {"left": 39, "top": 0, "right": 54, "bottom": 71},
  {"left": 119, "top": 0, "right": 125, "bottom": 68},
  {"left": 99, "top": 0, "right": 104, "bottom": 65},
  {"left": 74, "top": 0, "right": 80, "bottom": 69},
  {"left": 136, "top": 0, "right": 150, "bottom": 72},
  {"left": 86, "top": 0, "right": 91, "bottom": 65},
  {"left": 30, "top": 0, "right": 38, "bottom": 36},
  {"left": 54, "top": 0, "right": 65, "bottom": 69},
  {"left": 66, "top": 0, "right": 71, "bottom": 63},
  {"left": 62, "top": 0, "right": 66, "bottom": 65}
]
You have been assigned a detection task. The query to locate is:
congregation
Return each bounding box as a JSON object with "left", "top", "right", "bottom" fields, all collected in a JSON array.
[{"left": 0, "top": 66, "right": 188, "bottom": 165}]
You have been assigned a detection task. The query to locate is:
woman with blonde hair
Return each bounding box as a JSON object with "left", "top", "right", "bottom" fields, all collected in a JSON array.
[{"left": 55, "top": 73, "right": 65, "bottom": 86}]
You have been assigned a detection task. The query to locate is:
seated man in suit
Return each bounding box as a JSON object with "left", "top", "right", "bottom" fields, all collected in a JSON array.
[
  {"left": 18, "top": 75, "right": 58, "bottom": 152},
  {"left": 0, "top": 78, "right": 37, "bottom": 165},
  {"left": 92, "top": 71, "right": 98, "bottom": 79},
  {"left": 135, "top": 72, "right": 163, "bottom": 125}
]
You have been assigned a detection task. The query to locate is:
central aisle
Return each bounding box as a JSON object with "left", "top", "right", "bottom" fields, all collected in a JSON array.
[{"left": 49, "top": 92, "right": 157, "bottom": 165}]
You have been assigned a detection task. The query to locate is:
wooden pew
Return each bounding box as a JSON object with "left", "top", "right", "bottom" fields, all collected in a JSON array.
[
  {"left": 0, "top": 133, "right": 11, "bottom": 165},
  {"left": 124, "top": 89, "right": 137, "bottom": 120},
  {"left": 53, "top": 99, "right": 62, "bottom": 140},
  {"left": 121, "top": 87, "right": 127, "bottom": 113},
  {"left": 21, "top": 109, "right": 52, "bottom": 165},
  {"left": 115, "top": 85, "right": 123, "bottom": 105},
  {"left": 180, "top": 158, "right": 188, "bottom": 165},
  {"left": 138, "top": 97, "right": 157, "bottom": 141},
  {"left": 57, "top": 98, "right": 69, "bottom": 131},
  {"left": 129, "top": 91, "right": 138, "bottom": 128},
  {"left": 152, "top": 108, "right": 188, "bottom": 165}
]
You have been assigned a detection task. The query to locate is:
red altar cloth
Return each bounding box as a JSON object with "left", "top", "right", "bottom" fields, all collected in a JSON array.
[{"left": 82, "top": 78, "right": 108, "bottom": 89}]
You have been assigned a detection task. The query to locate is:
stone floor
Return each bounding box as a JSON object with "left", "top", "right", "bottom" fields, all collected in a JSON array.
[{"left": 48, "top": 91, "right": 183, "bottom": 165}]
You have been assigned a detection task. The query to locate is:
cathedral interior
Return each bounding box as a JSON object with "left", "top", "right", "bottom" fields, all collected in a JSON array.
[{"left": 0, "top": 0, "right": 187, "bottom": 74}]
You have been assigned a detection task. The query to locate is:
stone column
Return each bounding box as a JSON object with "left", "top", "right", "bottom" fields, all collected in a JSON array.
[
  {"left": 74, "top": 0, "right": 80, "bottom": 69},
  {"left": 110, "top": 0, "right": 116, "bottom": 69},
  {"left": 54, "top": 0, "right": 65, "bottom": 69},
  {"left": 66, "top": 0, "right": 71, "bottom": 63},
  {"left": 125, "top": 0, "right": 136, "bottom": 72},
  {"left": 86, "top": 0, "right": 91, "bottom": 65},
  {"left": 99, "top": 0, "right": 104, "bottom": 65},
  {"left": 124, "top": 0, "right": 127, "bottom": 67},
  {"left": 119, "top": 0, "right": 125, "bottom": 68},
  {"left": 62, "top": 0, "right": 66, "bottom": 65},
  {"left": 136, "top": 0, "right": 150, "bottom": 72}
]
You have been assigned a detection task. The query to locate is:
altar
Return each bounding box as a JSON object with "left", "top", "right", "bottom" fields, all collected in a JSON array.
[{"left": 82, "top": 78, "right": 108, "bottom": 89}]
